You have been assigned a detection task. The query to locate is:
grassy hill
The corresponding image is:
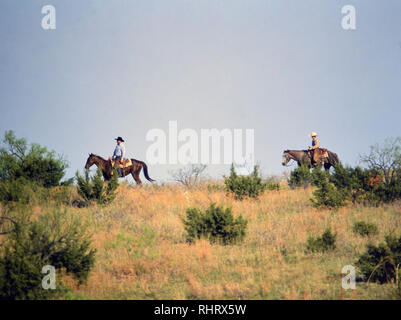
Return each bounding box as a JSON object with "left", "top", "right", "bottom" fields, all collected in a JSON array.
[{"left": 46, "top": 182, "right": 401, "bottom": 300}]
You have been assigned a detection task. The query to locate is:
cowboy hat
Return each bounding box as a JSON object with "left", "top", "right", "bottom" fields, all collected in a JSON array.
[
  {"left": 115, "top": 137, "right": 125, "bottom": 142},
  {"left": 309, "top": 132, "right": 317, "bottom": 137}
]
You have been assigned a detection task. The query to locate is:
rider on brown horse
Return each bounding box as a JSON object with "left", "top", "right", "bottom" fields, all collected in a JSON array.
[
  {"left": 109, "top": 136, "right": 126, "bottom": 176},
  {"left": 308, "top": 132, "right": 328, "bottom": 166}
]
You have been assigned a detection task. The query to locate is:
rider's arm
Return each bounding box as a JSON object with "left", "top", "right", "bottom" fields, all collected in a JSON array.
[
  {"left": 112, "top": 145, "right": 119, "bottom": 159},
  {"left": 120, "top": 144, "right": 126, "bottom": 160}
]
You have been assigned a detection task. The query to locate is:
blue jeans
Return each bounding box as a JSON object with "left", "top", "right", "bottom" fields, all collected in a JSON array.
[{"left": 114, "top": 157, "right": 122, "bottom": 176}]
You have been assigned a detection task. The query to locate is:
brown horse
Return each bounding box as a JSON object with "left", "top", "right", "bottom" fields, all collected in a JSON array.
[
  {"left": 282, "top": 149, "right": 339, "bottom": 172},
  {"left": 84, "top": 154, "right": 155, "bottom": 185}
]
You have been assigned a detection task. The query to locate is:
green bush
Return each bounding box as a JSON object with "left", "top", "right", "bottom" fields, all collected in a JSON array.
[
  {"left": 76, "top": 168, "right": 119, "bottom": 205},
  {"left": 0, "top": 209, "right": 96, "bottom": 300},
  {"left": 183, "top": 203, "right": 248, "bottom": 245},
  {"left": 224, "top": 164, "right": 269, "bottom": 200},
  {"left": 0, "top": 130, "right": 69, "bottom": 187},
  {"left": 353, "top": 221, "right": 379, "bottom": 237},
  {"left": 310, "top": 153, "right": 401, "bottom": 208},
  {"left": 306, "top": 228, "right": 337, "bottom": 253},
  {"left": 288, "top": 165, "right": 312, "bottom": 189},
  {"left": 329, "top": 165, "right": 381, "bottom": 205},
  {"left": 310, "top": 171, "right": 346, "bottom": 209},
  {"left": 356, "top": 235, "right": 401, "bottom": 284},
  {"left": 0, "top": 178, "right": 35, "bottom": 205}
]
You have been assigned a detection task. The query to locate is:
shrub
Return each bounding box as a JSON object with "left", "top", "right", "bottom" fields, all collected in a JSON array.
[
  {"left": 224, "top": 164, "right": 267, "bottom": 200},
  {"left": 76, "top": 168, "right": 118, "bottom": 205},
  {"left": 265, "top": 179, "right": 280, "bottom": 191},
  {"left": 0, "top": 209, "right": 96, "bottom": 300},
  {"left": 0, "top": 178, "right": 35, "bottom": 205},
  {"left": 306, "top": 228, "right": 337, "bottom": 253},
  {"left": 356, "top": 235, "right": 401, "bottom": 284},
  {"left": 353, "top": 221, "right": 379, "bottom": 237},
  {"left": 310, "top": 172, "right": 346, "bottom": 209},
  {"left": 0, "top": 130, "right": 69, "bottom": 187},
  {"left": 288, "top": 165, "right": 312, "bottom": 189},
  {"left": 207, "top": 183, "right": 225, "bottom": 193},
  {"left": 0, "top": 178, "right": 77, "bottom": 207},
  {"left": 310, "top": 146, "right": 401, "bottom": 208},
  {"left": 183, "top": 203, "right": 247, "bottom": 245},
  {"left": 329, "top": 165, "right": 381, "bottom": 205}
]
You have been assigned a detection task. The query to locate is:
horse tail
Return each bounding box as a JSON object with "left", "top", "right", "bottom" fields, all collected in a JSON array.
[
  {"left": 329, "top": 151, "right": 340, "bottom": 166},
  {"left": 142, "top": 162, "right": 156, "bottom": 182},
  {"left": 133, "top": 159, "right": 156, "bottom": 182}
]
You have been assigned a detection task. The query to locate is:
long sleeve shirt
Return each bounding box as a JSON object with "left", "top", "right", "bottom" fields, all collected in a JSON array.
[{"left": 113, "top": 143, "right": 126, "bottom": 159}]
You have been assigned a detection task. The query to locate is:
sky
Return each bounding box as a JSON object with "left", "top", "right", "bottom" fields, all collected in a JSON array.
[{"left": 1, "top": 0, "right": 400, "bottom": 183}]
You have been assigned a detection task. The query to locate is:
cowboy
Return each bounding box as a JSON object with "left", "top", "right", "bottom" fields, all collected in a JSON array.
[
  {"left": 110, "top": 136, "right": 126, "bottom": 176},
  {"left": 308, "top": 132, "right": 320, "bottom": 151},
  {"left": 308, "top": 132, "right": 327, "bottom": 166}
]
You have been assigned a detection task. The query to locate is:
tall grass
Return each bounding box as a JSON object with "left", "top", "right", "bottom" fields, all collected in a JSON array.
[{"left": 6, "top": 182, "right": 401, "bottom": 299}]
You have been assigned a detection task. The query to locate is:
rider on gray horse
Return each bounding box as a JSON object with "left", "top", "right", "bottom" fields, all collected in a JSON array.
[{"left": 308, "top": 132, "right": 328, "bottom": 166}]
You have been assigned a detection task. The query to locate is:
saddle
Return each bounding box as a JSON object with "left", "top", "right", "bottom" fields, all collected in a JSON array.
[
  {"left": 111, "top": 158, "right": 132, "bottom": 169},
  {"left": 311, "top": 148, "right": 329, "bottom": 164}
]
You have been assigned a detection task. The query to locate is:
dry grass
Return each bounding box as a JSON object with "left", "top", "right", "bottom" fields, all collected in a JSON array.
[{"left": 52, "top": 182, "right": 401, "bottom": 299}]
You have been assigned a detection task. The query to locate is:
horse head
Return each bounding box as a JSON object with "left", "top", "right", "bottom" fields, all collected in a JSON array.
[
  {"left": 282, "top": 150, "right": 291, "bottom": 166},
  {"left": 85, "top": 153, "right": 96, "bottom": 169}
]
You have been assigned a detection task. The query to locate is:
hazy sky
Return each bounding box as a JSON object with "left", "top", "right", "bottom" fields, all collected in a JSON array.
[{"left": 1, "top": 0, "right": 400, "bottom": 183}]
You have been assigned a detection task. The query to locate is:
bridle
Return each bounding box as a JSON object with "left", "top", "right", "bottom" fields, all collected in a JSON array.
[{"left": 282, "top": 152, "right": 296, "bottom": 167}]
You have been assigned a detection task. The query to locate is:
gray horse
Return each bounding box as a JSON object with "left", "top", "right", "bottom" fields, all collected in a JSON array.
[{"left": 282, "top": 149, "right": 339, "bottom": 172}]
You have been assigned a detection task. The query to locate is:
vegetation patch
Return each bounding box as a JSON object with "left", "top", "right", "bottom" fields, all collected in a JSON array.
[
  {"left": 76, "top": 168, "right": 119, "bottom": 205},
  {"left": 356, "top": 234, "right": 401, "bottom": 284},
  {"left": 352, "top": 221, "right": 379, "bottom": 237},
  {"left": 0, "top": 209, "right": 96, "bottom": 300},
  {"left": 306, "top": 228, "right": 337, "bottom": 253},
  {"left": 183, "top": 203, "right": 247, "bottom": 245},
  {"left": 224, "top": 164, "right": 277, "bottom": 200}
]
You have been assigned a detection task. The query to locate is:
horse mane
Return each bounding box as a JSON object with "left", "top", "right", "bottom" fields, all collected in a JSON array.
[
  {"left": 284, "top": 149, "right": 307, "bottom": 153},
  {"left": 90, "top": 154, "right": 107, "bottom": 161}
]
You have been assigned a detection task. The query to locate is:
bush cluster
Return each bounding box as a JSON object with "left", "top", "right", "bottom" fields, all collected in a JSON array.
[
  {"left": 0, "top": 131, "right": 74, "bottom": 206},
  {"left": 76, "top": 168, "right": 119, "bottom": 205},
  {"left": 0, "top": 209, "right": 96, "bottom": 300},
  {"left": 288, "top": 165, "right": 314, "bottom": 189},
  {"left": 352, "top": 221, "right": 379, "bottom": 237},
  {"left": 0, "top": 130, "right": 71, "bottom": 188},
  {"left": 356, "top": 235, "right": 401, "bottom": 284},
  {"left": 306, "top": 164, "right": 401, "bottom": 209},
  {"left": 305, "top": 137, "right": 401, "bottom": 208},
  {"left": 224, "top": 164, "right": 278, "bottom": 200},
  {"left": 306, "top": 228, "right": 337, "bottom": 253},
  {"left": 182, "top": 203, "right": 248, "bottom": 245},
  {"left": 0, "top": 131, "right": 99, "bottom": 300}
]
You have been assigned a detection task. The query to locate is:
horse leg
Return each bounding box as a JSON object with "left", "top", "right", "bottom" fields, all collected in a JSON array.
[{"left": 131, "top": 168, "right": 142, "bottom": 185}]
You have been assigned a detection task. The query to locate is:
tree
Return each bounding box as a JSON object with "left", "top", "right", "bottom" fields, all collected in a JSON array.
[
  {"left": 169, "top": 164, "right": 207, "bottom": 189},
  {"left": 0, "top": 130, "right": 69, "bottom": 187},
  {"left": 359, "top": 137, "right": 401, "bottom": 185}
]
